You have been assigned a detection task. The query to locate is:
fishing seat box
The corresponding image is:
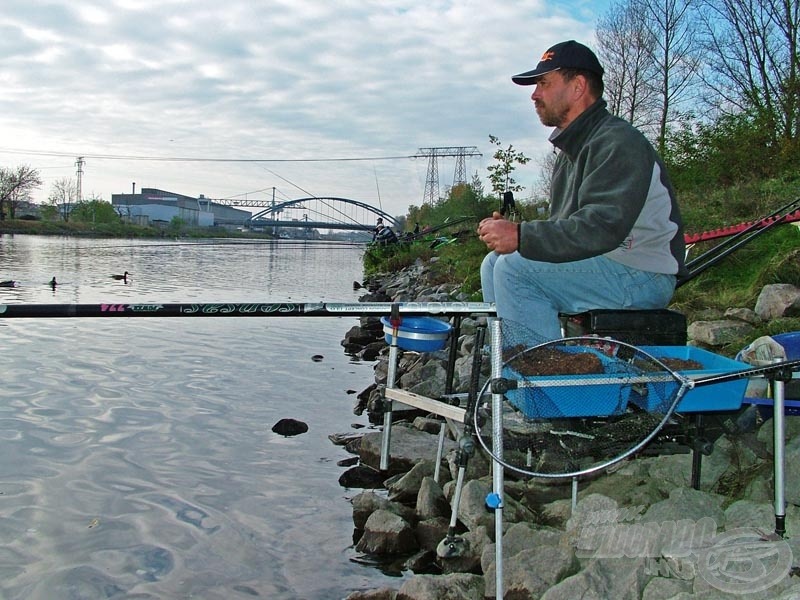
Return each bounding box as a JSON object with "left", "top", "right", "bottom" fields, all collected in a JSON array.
[{"left": 561, "top": 309, "right": 687, "bottom": 346}]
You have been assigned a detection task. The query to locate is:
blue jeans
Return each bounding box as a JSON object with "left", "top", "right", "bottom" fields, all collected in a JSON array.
[{"left": 480, "top": 251, "right": 677, "bottom": 340}]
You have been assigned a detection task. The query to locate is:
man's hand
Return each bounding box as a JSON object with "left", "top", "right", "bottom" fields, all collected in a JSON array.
[{"left": 477, "top": 211, "right": 519, "bottom": 254}]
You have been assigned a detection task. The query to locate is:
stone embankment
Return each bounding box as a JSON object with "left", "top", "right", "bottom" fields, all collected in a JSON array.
[{"left": 334, "top": 259, "right": 800, "bottom": 600}]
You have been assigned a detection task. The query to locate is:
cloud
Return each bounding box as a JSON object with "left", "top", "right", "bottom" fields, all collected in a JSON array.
[{"left": 0, "top": 0, "right": 607, "bottom": 216}]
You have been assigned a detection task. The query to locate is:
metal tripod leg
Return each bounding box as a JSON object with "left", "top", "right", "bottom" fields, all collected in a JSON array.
[
  {"left": 488, "top": 318, "right": 505, "bottom": 599},
  {"left": 436, "top": 320, "right": 486, "bottom": 558},
  {"left": 772, "top": 365, "right": 787, "bottom": 537},
  {"left": 379, "top": 309, "right": 401, "bottom": 472}
]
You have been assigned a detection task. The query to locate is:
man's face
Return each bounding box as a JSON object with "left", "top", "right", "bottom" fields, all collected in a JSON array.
[{"left": 531, "top": 71, "right": 571, "bottom": 128}]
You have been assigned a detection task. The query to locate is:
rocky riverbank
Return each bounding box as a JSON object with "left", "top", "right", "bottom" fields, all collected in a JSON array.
[{"left": 333, "top": 258, "right": 800, "bottom": 600}]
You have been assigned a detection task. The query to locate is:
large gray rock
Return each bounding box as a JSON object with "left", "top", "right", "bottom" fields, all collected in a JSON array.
[
  {"left": 387, "top": 459, "right": 436, "bottom": 502},
  {"left": 416, "top": 476, "right": 450, "bottom": 520},
  {"left": 540, "top": 556, "right": 650, "bottom": 600},
  {"left": 483, "top": 541, "right": 579, "bottom": 599},
  {"left": 724, "top": 306, "right": 762, "bottom": 325},
  {"left": 645, "top": 454, "right": 695, "bottom": 492},
  {"left": 451, "top": 478, "right": 536, "bottom": 534},
  {"left": 358, "top": 425, "right": 457, "bottom": 473},
  {"left": 396, "top": 573, "right": 484, "bottom": 600},
  {"left": 355, "top": 509, "right": 419, "bottom": 556},
  {"left": 480, "top": 521, "right": 566, "bottom": 573},
  {"left": 400, "top": 359, "right": 449, "bottom": 398},
  {"left": 641, "top": 487, "right": 726, "bottom": 530},
  {"left": 782, "top": 437, "right": 800, "bottom": 505},
  {"left": 444, "top": 444, "right": 491, "bottom": 483},
  {"left": 414, "top": 517, "right": 449, "bottom": 552},
  {"left": 641, "top": 575, "right": 692, "bottom": 600},
  {"left": 352, "top": 491, "right": 416, "bottom": 530},
  {"left": 754, "top": 283, "right": 800, "bottom": 320},
  {"left": 454, "top": 479, "right": 495, "bottom": 533},
  {"left": 688, "top": 319, "right": 755, "bottom": 345},
  {"left": 345, "top": 588, "right": 398, "bottom": 600}
]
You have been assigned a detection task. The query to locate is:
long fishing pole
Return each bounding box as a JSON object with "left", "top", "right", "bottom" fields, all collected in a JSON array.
[
  {"left": 680, "top": 197, "right": 800, "bottom": 286},
  {"left": 0, "top": 301, "right": 496, "bottom": 319},
  {"left": 684, "top": 196, "right": 800, "bottom": 269}
]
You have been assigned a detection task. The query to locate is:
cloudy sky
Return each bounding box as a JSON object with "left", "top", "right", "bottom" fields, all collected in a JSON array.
[{"left": 0, "top": 0, "right": 611, "bottom": 218}]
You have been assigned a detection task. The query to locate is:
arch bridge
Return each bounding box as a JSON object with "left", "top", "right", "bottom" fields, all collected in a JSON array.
[{"left": 216, "top": 196, "right": 398, "bottom": 232}]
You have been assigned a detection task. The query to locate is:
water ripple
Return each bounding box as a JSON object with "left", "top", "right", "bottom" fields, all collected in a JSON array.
[{"left": 0, "top": 237, "right": 402, "bottom": 599}]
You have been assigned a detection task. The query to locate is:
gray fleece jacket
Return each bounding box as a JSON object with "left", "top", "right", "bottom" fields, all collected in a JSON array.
[{"left": 518, "top": 99, "right": 688, "bottom": 279}]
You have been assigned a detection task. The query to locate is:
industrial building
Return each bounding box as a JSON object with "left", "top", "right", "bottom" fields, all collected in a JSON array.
[{"left": 111, "top": 188, "right": 251, "bottom": 229}]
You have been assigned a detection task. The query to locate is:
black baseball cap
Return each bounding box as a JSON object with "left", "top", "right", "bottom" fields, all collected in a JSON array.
[{"left": 512, "top": 40, "right": 604, "bottom": 85}]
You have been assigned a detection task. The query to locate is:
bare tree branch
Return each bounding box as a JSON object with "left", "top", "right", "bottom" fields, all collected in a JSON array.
[{"left": 0, "top": 165, "right": 42, "bottom": 220}]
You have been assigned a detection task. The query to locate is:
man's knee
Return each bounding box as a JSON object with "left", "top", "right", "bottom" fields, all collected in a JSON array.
[{"left": 480, "top": 252, "right": 497, "bottom": 283}]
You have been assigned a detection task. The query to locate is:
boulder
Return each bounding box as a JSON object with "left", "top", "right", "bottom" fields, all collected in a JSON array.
[
  {"left": 358, "top": 425, "right": 457, "bottom": 474},
  {"left": 355, "top": 509, "right": 419, "bottom": 556},
  {"left": 352, "top": 491, "right": 416, "bottom": 530},
  {"left": 415, "top": 476, "right": 450, "bottom": 520},
  {"left": 271, "top": 418, "right": 308, "bottom": 436},
  {"left": 754, "top": 283, "right": 800, "bottom": 320},
  {"left": 396, "top": 573, "right": 484, "bottom": 600}
]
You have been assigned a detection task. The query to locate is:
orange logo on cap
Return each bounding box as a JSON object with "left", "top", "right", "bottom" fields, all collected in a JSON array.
[{"left": 540, "top": 50, "right": 555, "bottom": 61}]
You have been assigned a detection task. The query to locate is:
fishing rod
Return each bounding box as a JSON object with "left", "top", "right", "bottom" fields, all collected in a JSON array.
[
  {"left": 679, "top": 197, "right": 800, "bottom": 287},
  {"left": 0, "top": 301, "right": 496, "bottom": 319},
  {"left": 84, "top": 239, "right": 367, "bottom": 251}
]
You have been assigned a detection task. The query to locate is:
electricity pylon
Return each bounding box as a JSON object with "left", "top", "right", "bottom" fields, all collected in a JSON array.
[
  {"left": 414, "top": 146, "right": 481, "bottom": 204},
  {"left": 75, "top": 156, "right": 85, "bottom": 202}
]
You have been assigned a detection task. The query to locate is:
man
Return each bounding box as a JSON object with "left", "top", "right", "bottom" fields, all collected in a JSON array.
[
  {"left": 478, "top": 40, "right": 687, "bottom": 340},
  {"left": 371, "top": 217, "right": 386, "bottom": 242},
  {"left": 374, "top": 223, "right": 398, "bottom": 245}
]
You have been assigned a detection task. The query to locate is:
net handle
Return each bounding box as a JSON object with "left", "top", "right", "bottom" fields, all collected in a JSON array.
[{"left": 690, "top": 358, "right": 800, "bottom": 388}]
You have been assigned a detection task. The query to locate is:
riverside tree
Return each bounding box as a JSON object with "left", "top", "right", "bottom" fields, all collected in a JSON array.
[
  {"left": 596, "top": 0, "right": 701, "bottom": 154},
  {"left": 70, "top": 196, "right": 120, "bottom": 225},
  {"left": 486, "top": 135, "right": 530, "bottom": 201},
  {"left": 0, "top": 165, "right": 42, "bottom": 220},
  {"left": 48, "top": 177, "right": 78, "bottom": 222}
]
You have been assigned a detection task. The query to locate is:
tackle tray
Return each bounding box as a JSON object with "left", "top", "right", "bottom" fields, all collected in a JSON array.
[
  {"left": 504, "top": 346, "right": 632, "bottom": 419},
  {"left": 633, "top": 346, "right": 751, "bottom": 413}
]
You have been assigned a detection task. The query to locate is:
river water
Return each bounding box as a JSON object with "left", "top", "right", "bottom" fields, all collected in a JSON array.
[{"left": 0, "top": 235, "right": 400, "bottom": 599}]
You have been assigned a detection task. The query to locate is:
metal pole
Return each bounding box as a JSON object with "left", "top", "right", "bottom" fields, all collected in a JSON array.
[
  {"left": 773, "top": 366, "right": 786, "bottom": 537},
  {"left": 490, "top": 318, "right": 504, "bottom": 599},
  {"left": 434, "top": 422, "right": 446, "bottom": 483},
  {"left": 379, "top": 305, "right": 402, "bottom": 472},
  {"left": 691, "top": 414, "right": 703, "bottom": 490},
  {"left": 379, "top": 336, "right": 399, "bottom": 472},
  {"left": 571, "top": 478, "right": 578, "bottom": 515}
]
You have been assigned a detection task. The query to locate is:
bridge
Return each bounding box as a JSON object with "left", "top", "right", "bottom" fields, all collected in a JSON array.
[{"left": 212, "top": 196, "right": 398, "bottom": 232}]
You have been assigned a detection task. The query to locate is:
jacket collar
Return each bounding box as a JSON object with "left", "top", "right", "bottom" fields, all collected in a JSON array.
[{"left": 549, "top": 98, "right": 609, "bottom": 158}]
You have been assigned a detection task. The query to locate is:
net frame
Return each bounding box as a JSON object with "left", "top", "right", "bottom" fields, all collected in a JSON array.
[{"left": 473, "top": 324, "right": 693, "bottom": 480}]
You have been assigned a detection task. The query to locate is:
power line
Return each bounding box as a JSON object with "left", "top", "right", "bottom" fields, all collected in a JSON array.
[{"left": 0, "top": 147, "right": 413, "bottom": 163}]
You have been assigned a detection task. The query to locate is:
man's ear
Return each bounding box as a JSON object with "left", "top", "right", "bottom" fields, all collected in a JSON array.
[{"left": 572, "top": 73, "right": 589, "bottom": 99}]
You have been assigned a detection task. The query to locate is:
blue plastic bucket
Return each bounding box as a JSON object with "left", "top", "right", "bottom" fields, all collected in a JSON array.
[
  {"left": 380, "top": 316, "right": 451, "bottom": 352},
  {"left": 771, "top": 332, "right": 800, "bottom": 359}
]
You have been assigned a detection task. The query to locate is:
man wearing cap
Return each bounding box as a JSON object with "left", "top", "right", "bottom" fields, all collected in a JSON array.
[{"left": 478, "top": 40, "right": 687, "bottom": 340}]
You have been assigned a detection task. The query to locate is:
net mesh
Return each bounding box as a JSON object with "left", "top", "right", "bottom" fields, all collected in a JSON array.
[{"left": 473, "top": 319, "right": 689, "bottom": 478}]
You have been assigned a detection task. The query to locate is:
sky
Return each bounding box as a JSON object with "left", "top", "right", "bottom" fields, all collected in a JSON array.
[{"left": 0, "top": 0, "right": 611, "bottom": 219}]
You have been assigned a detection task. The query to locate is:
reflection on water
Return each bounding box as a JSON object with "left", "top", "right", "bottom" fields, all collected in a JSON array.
[{"left": 0, "top": 235, "right": 398, "bottom": 599}]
